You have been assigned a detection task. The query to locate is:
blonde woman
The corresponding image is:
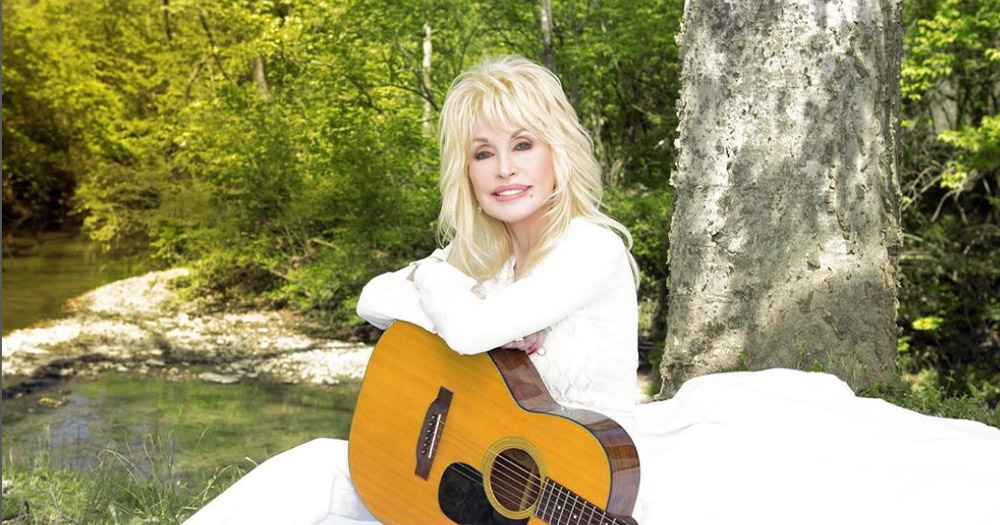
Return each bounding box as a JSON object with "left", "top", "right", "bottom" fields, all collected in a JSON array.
[{"left": 187, "top": 55, "right": 1000, "bottom": 525}]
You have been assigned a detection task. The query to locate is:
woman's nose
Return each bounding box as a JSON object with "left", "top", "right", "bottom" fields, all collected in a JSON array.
[{"left": 496, "top": 153, "right": 515, "bottom": 179}]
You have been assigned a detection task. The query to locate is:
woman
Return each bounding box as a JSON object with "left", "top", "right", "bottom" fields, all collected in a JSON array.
[{"left": 188, "top": 56, "right": 1000, "bottom": 525}]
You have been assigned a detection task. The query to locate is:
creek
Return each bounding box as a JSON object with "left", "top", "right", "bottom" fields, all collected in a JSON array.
[{"left": 2, "top": 233, "right": 361, "bottom": 481}]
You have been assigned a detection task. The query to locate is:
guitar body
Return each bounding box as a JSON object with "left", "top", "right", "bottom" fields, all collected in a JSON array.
[{"left": 349, "top": 322, "right": 639, "bottom": 524}]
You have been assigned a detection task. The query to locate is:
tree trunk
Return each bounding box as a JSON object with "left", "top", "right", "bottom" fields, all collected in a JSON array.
[
  {"left": 252, "top": 58, "right": 270, "bottom": 100},
  {"left": 162, "top": 0, "right": 172, "bottom": 42},
  {"left": 658, "top": 0, "right": 904, "bottom": 396},
  {"left": 540, "top": 0, "right": 554, "bottom": 71},
  {"left": 422, "top": 23, "right": 433, "bottom": 135}
]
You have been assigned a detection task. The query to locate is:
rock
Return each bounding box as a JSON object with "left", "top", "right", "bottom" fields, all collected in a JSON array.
[
  {"left": 2, "top": 478, "right": 12, "bottom": 494},
  {"left": 38, "top": 396, "right": 66, "bottom": 408},
  {"left": 116, "top": 364, "right": 129, "bottom": 373},
  {"left": 145, "top": 358, "right": 166, "bottom": 367},
  {"left": 198, "top": 372, "right": 240, "bottom": 384}
]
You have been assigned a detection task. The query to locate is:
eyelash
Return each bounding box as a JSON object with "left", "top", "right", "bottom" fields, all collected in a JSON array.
[{"left": 473, "top": 141, "right": 532, "bottom": 161}]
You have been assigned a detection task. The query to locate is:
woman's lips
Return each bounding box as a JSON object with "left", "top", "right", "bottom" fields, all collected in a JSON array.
[{"left": 492, "top": 185, "right": 531, "bottom": 202}]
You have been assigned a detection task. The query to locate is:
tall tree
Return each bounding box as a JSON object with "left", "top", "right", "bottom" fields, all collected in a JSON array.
[{"left": 659, "top": 0, "right": 905, "bottom": 395}]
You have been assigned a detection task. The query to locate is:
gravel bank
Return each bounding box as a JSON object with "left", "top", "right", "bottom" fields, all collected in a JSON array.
[{"left": 2, "top": 268, "right": 372, "bottom": 387}]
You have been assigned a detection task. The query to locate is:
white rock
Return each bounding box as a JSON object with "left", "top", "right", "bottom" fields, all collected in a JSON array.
[{"left": 198, "top": 372, "right": 240, "bottom": 384}]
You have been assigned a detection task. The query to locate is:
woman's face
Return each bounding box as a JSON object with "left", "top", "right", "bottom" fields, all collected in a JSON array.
[{"left": 467, "top": 121, "right": 556, "bottom": 234}]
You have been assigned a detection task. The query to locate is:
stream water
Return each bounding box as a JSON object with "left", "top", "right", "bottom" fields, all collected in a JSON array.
[
  {"left": 2, "top": 233, "right": 359, "bottom": 481},
  {"left": 2, "top": 232, "right": 148, "bottom": 335}
]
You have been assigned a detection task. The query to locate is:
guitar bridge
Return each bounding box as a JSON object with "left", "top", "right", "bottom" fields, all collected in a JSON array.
[{"left": 415, "top": 386, "right": 453, "bottom": 479}]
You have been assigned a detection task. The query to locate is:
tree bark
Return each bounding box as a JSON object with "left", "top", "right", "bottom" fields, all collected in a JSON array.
[
  {"left": 540, "top": 0, "right": 554, "bottom": 71},
  {"left": 659, "top": 0, "right": 904, "bottom": 396}
]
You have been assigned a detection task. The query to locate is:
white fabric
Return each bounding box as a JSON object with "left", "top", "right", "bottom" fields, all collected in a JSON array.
[
  {"left": 184, "top": 439, "right": 376, "bottom": 525},
  {"left": 187, "top": 217, "right": 1000, "bottom": 524}
]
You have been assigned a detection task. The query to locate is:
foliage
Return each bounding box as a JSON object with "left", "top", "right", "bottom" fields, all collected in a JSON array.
[
  {"left": 898, "top": 0, "right": 1000, "bottom": 400},
  {"left": 3, "top": 0, "right": 997, "bottom": 395},
  {"left": 862, "top": 369, "right": 1000, "bottom": 429},
  {"left": 1, "top": 0, "right": 681, "bottom": 349}
]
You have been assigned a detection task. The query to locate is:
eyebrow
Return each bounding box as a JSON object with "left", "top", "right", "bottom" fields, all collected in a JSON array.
[{"left": 471, "top": 128, "right": 530, "bottom": 144}]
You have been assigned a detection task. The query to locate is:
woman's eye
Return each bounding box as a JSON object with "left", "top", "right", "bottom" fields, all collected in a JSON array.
[
  {"left": 473, "top": 150, "right": 493, "bottom": 161},
  {"left": 514, "top": 141, "right": 532, "bottom": 151}
]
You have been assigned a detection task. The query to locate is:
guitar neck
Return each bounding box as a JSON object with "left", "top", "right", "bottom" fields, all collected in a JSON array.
[{"left": 535, "top": 477, "right": 632, "bottom": 525}]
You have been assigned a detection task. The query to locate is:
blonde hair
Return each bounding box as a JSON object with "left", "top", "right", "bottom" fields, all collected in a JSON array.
[{"left": 437, "top": 55, "right": 636, "bottom": 283}]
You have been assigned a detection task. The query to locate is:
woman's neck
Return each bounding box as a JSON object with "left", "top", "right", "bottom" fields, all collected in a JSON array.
[{"left": 506, "top": 209, "right": 551, "bottom": 271}]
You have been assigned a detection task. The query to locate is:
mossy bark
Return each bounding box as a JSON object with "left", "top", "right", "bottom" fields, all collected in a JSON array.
[{"left": 659, "top": 0, "right": 904, "bottom": 396}]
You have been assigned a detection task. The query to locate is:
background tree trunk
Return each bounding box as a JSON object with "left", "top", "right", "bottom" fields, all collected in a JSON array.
[
  {"left": 422, "top": 23, "right": 433, "bottom": 135},
  {"left": 540, "top": 0, "right": 554, "bottom": 71},
  {"left": 659, "top": 0, "right": 904, "bottom": 396},
  {"left": 251, "top": 57, "right": 270, "bottom": 100}
]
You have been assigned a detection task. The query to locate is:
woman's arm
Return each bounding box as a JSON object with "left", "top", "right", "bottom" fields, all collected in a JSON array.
[
  {"left": 412, "top": 221, "right": 629, "bottom": 355},
  {"left": 355, "top": 248, "right": 448, "bottom": 333}
]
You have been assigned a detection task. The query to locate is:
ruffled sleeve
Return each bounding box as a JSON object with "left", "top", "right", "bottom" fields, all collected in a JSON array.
[{"left": 412, "top": 220, "right": 630, "bottom": 355}]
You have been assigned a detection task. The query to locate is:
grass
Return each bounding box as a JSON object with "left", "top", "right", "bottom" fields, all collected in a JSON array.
[{"left": 2, "top": 433, "right": 246, "bottom": 524}]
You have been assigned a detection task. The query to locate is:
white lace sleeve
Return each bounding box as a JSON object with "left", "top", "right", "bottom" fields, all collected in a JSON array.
[{"left": 412, "top": 220, "right": 630, "bottom": 355}]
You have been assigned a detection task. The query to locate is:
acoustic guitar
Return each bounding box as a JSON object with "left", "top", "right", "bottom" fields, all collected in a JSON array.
[{"left": 349, "top": 321, "right": 640, "bottom": 524}]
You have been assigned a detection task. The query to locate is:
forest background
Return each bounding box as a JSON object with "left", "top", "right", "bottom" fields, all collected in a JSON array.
[
  {"left": 2, "top": 0, "right": 999, "bottom": 521},
  {"left": 3, "top": 0, "right": 998, "bottom": 409}
]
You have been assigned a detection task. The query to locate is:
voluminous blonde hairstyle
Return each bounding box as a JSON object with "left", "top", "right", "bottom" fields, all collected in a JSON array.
[{"left": 437, "top": 55, "right": 636, "bottom": 283}]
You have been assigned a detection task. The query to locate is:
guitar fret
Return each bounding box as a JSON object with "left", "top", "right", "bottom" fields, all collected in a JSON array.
[
  {"left": 539, "top": 479, "right": 553, "bottom": 523},
  {"left": 554, "top": 483, "right": 566, "bottom": 524},
  {"left": 586, "top": 497, "right": 600, "bottom": 525},
  {"left": 535, "top": 477, "right": 626, "bottom": 525},
  {"left": 569, "top": 490, "right": 582, "bottom": 523}
]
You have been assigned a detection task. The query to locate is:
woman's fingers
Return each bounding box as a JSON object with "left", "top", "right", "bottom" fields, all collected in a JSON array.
[
  {"left": 531, "top": 330, "right": 546, "bottom": 350},
  {"left": 499, "top": 329, "right": 548, "bottom": 352}
]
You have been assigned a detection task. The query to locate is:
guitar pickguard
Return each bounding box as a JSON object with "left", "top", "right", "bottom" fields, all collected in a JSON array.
[{"left": 439, "top": 463, "right": 528, "bottom": 525}]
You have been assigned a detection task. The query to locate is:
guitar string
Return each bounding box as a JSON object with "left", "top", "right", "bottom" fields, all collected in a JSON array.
[
  {"left": 405, "top": 427, "right": 628, "bottom": 525},
  {"left": 399, "top": 418, "right": 628, "bottom": 525},
  {"left": 433, "top": 441, "right": 543, "bottom": 501},
  {"left": 448, "top": 462, "right": 544, "bottom": 510},
  {"left": 384, "top": 354, "right": 628, "bottom": 496},
  {"left": 393, "top": 389, "right": 545, "bottom": 488},
  {"left": 387, "top": 380, "right": 628, "bottom": 523},
  {"left": 390, "top": 386, "right": 610, "bottom": 510},
  {"left": 429, "top": 435, "right": 622, "bottom": 524},
  {"left": 449, "top": 463, "right": 620, "bottom": 525},
  {"left": 405, "top": 399, "right": 557, "bottom": 485}
]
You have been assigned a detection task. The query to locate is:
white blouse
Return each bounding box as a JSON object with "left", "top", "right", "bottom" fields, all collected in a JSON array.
[{"left": 357, "top": 217, "right": 639, "bottom": 428}]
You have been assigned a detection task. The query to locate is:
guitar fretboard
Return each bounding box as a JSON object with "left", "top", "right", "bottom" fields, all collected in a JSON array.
[{"left": 535, "top": 477, "right": 629, "bottom": 525}]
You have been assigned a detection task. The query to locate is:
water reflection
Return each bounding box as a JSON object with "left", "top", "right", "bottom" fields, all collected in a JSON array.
[
  {"left": 2, "top": 372, "right": 359, "bottom": 480},
  {"left": 2, "top": 232, "right": 148, "bottom": 335}
]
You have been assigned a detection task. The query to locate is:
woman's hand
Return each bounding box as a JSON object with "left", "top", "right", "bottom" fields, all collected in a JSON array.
[{"left": 500, "top": 329, "right": 547, "bottom": 355}]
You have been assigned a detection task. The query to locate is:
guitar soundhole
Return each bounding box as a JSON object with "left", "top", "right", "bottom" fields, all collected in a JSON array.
[
  {"left": 439, "top": 463, "right": 528, "bottom": 525},
  {"left": 489, "top": 447, "right": 542, "bottom": 514}
]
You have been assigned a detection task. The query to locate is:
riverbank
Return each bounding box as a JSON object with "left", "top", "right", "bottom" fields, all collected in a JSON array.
[{"left": 2, "top": 268, "right": 373, "bottom": 394}]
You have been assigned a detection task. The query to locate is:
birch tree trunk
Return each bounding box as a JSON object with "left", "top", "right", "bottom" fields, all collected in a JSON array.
[
  {"left": 540, "top": 0, "right": 554, "bottom": 71},
  {"left": 422, "top": 23, "right": 433, "bottom": 135},
  {"left": 251, "top": 57, "right": 270, "bottom": 100},
  {"left": 659, "top": 0, "right": 904, "bottom": 396}
]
